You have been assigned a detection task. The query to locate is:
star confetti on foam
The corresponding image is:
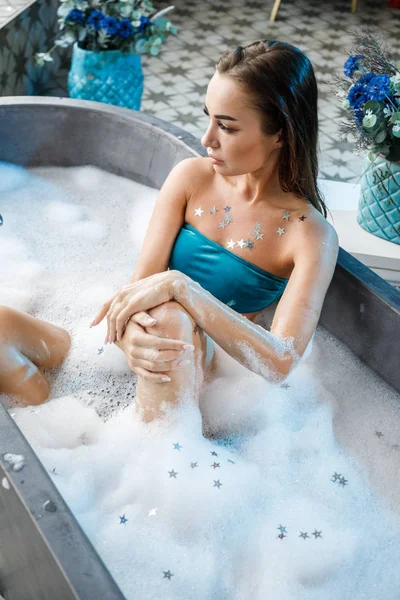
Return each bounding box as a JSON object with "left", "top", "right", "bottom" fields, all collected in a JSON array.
[
  {"left": 280, "top": 382, "right": 290, "bottom": 389},
  {"left": 148, "top": 508, "right": 158, "bottom": 517},
  {"left": 375, "top": 431, "right": 384, "bottom": 438},
  {"left": 211, "top": 462, "right": 220, "bottom": 469},
  {"left": 276, "top": 227, "right": 286, "bottom": 236},
  {"left": 299, "top": 531, "right": 310, "bottom": 540},
  {"left": 227, "top": 459, "right": 236, "bottom": 464},
  {"left": 119, "top": 514, "right": 128, "bottom": 524},
  {"left": 226, "top": 239, "right": 235, "bottom": 249},
  {"left": 97, "top": 347, "right": 105, "bottom": 356},
  {"left": 277, "top": 524, "right": 287, "bottom": 534},
  {"left": 194, "top": 207, "right": 204, "bottom": 217},
  {"left": 49, "top": 468, "right": 57, "bottom": 475},
  {"left": 0, "top": 214, "right": 3, "bottom": 226},
  {"left": 173, "top": 442, "right": 182, "bottom": 451},
  {"left": 282, "top": 211, "right": 291, "bottom": 220},
  {"left": 312, "top": 530, "right": 323, "bottom": 539},
  {"left": 163, "top": 570, "right": 174, "bottom": 580},
  {"left": 190, "top": 462, "right": 198, "bottom": 469},
  {"left": 213, "top": 480, "right": 223, "bottom": 489},
  {"left": 338, "top": 476, "right": 348, "bottom": 487},
  {"left": 278, "top": 533, "right": 287, "bottom": 540},
  {"left": 168, "top": 469, "right": 178, "bottom": 478},
  {"left": 210, "top": 451, "right": 218, "bottom": 456},
  {"left": 331, "top": 472, "right": 341, "bottom": 482}
]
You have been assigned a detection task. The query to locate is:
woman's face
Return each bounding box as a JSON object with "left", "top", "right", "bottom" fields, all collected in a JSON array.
[{"left": 201, "top": 71, "right": 282, "bottom": 176}]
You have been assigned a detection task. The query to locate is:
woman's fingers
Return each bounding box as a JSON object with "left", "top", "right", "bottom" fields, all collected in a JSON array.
[
  {"left": 90, "top": 300, "right": 112, "bottom": 328},
  {"left": 134, "top": 366, "right": 172, "bottom": 383}
]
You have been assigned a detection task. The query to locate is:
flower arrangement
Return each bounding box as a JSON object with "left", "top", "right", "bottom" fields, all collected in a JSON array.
[
  {"left": 35, "top": 0, "right": 177, "bottom": 66},
  {"left": 334, "top": 28, "right": 400, "bottom": 164}
]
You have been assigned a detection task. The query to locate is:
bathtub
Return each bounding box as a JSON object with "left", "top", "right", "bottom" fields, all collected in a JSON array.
[{"left": 0, "top": 97, "right": 399, "bottom": 600}]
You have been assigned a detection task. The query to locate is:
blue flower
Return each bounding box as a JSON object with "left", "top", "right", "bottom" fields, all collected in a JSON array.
[
  {"left": 66, "top": 8, "right": 85, "bottom": 25},
  {"left": 102, "top": 16, "right": 119, "bottom": 36},
  {"left": 87, "top": 10, "right": 104, "bottom": 31},
  {"left": 137, "top": 16, "right": 152, "bottom": 33},
  {"left": 118, "top": 18, "right": 134, "bottom": 39},
  {"left": 344, "top": 54, "right": 365, "bottom": 78},
  {"left": 347, "top": 73, "right": 391, "bottom": 111}
]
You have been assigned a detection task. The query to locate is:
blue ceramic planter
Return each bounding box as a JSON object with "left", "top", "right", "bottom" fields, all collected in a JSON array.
[
  {"left": 358, "top": 157, "right": 400, "bottom": 245},
  {"left": 68, "top": 43, "right": 144, "bottom": 110}
]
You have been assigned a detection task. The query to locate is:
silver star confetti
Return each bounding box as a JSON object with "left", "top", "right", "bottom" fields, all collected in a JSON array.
[
  {"left": 173, "top": 442, "right": 182, "bottom": 451},
  {"left": 97, "top": 347, "right": 105, "bottom": 356},
  {"left": 194, "top": 207, "right": 204, "bottom": 217},
  {"left": 282, "top": 211, "right": 291, "bottom": 221},
  {"left": 168, "top": 469, "right": 178, "bottom": 478},
  {"left": 299, "top": 532, "right": 310, "bottom": 540},
  {"left": 236, "top": 239, "right": 246, "bottom": 249},
  {"left": 223, "top": 213, "right": 233, "bottom": 224},
  {"left": 218, "top": 220, "right": 227, "bottom": 229},
  {"left": 312, "top": 530, "right": 322, "bottom": 539},
  {"left": 119, "top": 514, "right": 128, "bottom": 524},
  {"left": 211, "top": 462, "right": 220, "bottom": 469},
  {"left": 213, "top": 480, "right": 223, "bottom": 489},
  {"left": 277, "top": 524, "right": 287, "bottom": 534},
  {"left": 210, "top": 451, "right": 218, "bottom": 456},
  {"left": 224, "top": 205, "right": 232, "bottom": 212},
  {"left": 253, "top": 231, "right": 264, "bottom": 240},
  {"left": 254, "top": 221, "right": 262, "bottom": 231},
  {"left": 276, "top": 227, "right": 285, "bottom": 236},
  {"left": 210, "top": 207, "right": 219, "bottom": 214},
  {"left": 190, "top": 462, "right": 198, "bottom": 469},
  {"left": 331, "top": 472, "right": 341, "bottom": 482},
  {"left": 148, "top": 508, "right": 158, "bottom": 517},
  {"left": 299, "top": 215, "right": 307, "bottom": 221},
  {"left": 338, "top": 476, "right": 348, "bottom": 487},
  {"left": 280, "top": 382, "right": 290, "bottom": 389},
  {"left": 375, "top": 431, "right": 384, "bottom": 438},
  {"left": 226, "top": 239, "right": 235, "bottom": 249},
  {"left": 163, "top": 570, "right": 174, "bottom": 580},
  {"left": 278, "top": 533, "right": 286, "bottom": 540},
  {"left": 245, "top": 239, "right": 254, "bottom": 250}
]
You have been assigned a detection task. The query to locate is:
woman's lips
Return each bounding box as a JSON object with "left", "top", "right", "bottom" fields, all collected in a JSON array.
[{"left": 208, "top": 156, "right": 224, "bottom": 164}]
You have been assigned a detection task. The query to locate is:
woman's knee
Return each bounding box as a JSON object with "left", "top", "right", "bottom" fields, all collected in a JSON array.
[{"left": 147, "top": 301, "right": 194, "bottom": 336}]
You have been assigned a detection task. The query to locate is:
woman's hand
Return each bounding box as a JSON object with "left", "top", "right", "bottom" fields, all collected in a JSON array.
[
  {"left": 90, "top": 270, "right": 186, "bottom": 344},
  {"left": 114, "top": 312, "right": 194, "bottom": 383}
]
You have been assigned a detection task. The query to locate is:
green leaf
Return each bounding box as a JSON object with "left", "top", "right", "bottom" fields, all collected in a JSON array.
[
  {"left": 393, "top": 128, "right": 400, "bottom": 138},
  {"left": 390, "top": 111, "right": 400, "bottom": 124},
  {"left": 364, "top": 100, "right": 382, "bottom": 113}
]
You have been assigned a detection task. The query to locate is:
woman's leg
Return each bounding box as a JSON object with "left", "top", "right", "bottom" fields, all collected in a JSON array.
[
  {"left": 124, "top": 300, "right": 213, "bottom": 423},
  {"left": 0, "top": 306, "right": 71, "bottom": 406}
]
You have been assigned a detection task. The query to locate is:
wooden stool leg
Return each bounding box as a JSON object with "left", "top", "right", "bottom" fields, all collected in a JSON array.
[
  {"left": 351, "top": 0, "right": 358, "bottom": 13},
  {"left": 270, "top": 0, "right": 283, "bottom": 21}
]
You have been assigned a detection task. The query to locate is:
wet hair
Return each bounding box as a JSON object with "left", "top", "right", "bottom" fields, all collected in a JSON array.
[{"left": 216, "top": 40, "right": 328, "bottom": 218}]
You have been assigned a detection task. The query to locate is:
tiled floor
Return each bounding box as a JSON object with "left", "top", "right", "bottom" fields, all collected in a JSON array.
[
  {"left": 0, "top": 0, "right": 34, "bottom": 27},
  {"left": 135, "top": 0, "right": 400, "bottom": 183}
]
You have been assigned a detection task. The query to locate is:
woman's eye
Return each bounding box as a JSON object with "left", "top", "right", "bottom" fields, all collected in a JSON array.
[{"left": 203, "top": 108, "right": 235, "bottom": 133}]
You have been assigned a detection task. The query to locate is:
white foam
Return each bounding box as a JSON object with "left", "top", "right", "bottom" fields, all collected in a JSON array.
[{"left": 2, "top": 164, "right": 400, "bottom": 600}]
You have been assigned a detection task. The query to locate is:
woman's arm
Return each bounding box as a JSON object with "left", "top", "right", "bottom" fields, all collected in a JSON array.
[{"left": 171, "top": 218, "right": 339, "bottom": 382}]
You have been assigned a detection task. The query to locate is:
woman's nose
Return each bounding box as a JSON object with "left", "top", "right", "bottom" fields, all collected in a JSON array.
[{"left": 201, "top": 122, "right": 218, "bottom": 149}]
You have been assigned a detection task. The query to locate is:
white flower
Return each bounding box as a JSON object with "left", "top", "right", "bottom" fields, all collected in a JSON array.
[
  {"left": 383, "top": 105, "right": 394, "bottom": 118},
  {"left": 363, "top": 109, "right": 377, "bottom": 128}
]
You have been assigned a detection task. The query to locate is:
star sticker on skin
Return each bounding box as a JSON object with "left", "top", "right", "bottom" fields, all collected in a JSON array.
[
  {"left": 299, "top": 215, "right": 307, "bottom": 221},
  {"left": 282, "top": 211, "right": 291, "bottom": 220},
  {"left": 299, "top": 532, "right": 310, "bottom": 540},
  {"left": 236, "top": 239, "right": 246, "bottom": 249},
  {"left": 210, "top": 451, "right": 218, "bottom": 456},
  {"left": 168, "top": 469, "right": 178, "bottom": 478},
  {"left": 338, "top": 476, "right": 348, "bottom": 487},
  {"left": 375, "top": 431, "right": 384, "bottom": 438},
  {"left": 226, "top": 239, "right": 235, "bottom": 249},
  {"left": 173, "top": 442, "right": 182, "bottom": 451},
  {"left": 194, "top": 207, "right": 204, "bottom": 217},
  {"left": 218, "top": 220, "right": 227, "bottom": 229},
  {"left": 253, "top": 231, "right": 264, "bottom": 240},
  {"left": 245, "top": 239, "right": 254, "bottom": 250},
  {"left": 163, "top": 570, "right": 174, "bottom": 580},
  {"left": 276, "top": 227, "right": 285, "bottom": 236},
  {"left": 211, "top": 462, "right": 220, "bottom": 469},
  {"left": 331, "top": 472, "right": 341, "bottom": 482},
  {"left": 148, "top": 508, "right": 158, "bottom": 517},
  {"left": 210, "top": 207, "right": 219, "bottom": 214},
  {"left": 213, "top": 480, "right": 223, "bottom": 489},
  {"left": 119, "top": 514, "right": 128, "bottom": 524},
  {"left": 223, "top": 214, "right": 233, "bottom": 224},
  {"left": 224, "top": 205, "right": 232, "bottom": 212},
  {"left": 97, "top": 347, "right": 105, "bottom": 355},
  {"left": 254, "top": 221, "right": 262, "bottom": 230},
  {"left": 312, "top": 530, "right": 323, "bottom": 539},
  {"left": 277, "top": 524, "right": 287, "bottom": 534},
  {"left": 190, "top": 462, "right": 198, "bottom": 468}
]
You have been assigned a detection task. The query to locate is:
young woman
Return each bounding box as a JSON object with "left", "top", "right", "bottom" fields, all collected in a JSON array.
[
  {"left": 0, "top": 306, "right": 71, "bottom": 406},
  {"left": 91, "top": 40, "right": 339, "bottom": 423}
]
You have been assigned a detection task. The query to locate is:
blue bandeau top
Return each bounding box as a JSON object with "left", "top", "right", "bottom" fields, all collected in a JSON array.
[{"left": 169, "top": 223, "right": 289, "bottom": 314}]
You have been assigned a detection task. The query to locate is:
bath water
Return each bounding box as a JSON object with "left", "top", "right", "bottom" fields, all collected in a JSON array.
[{"left": 1, "top": 162, "right": 400, "bottom": 600}]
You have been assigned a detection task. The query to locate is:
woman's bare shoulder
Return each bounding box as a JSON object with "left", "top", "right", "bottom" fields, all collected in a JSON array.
[{"left": 177, "top": 156, "right": 215, "bottom": 198}]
